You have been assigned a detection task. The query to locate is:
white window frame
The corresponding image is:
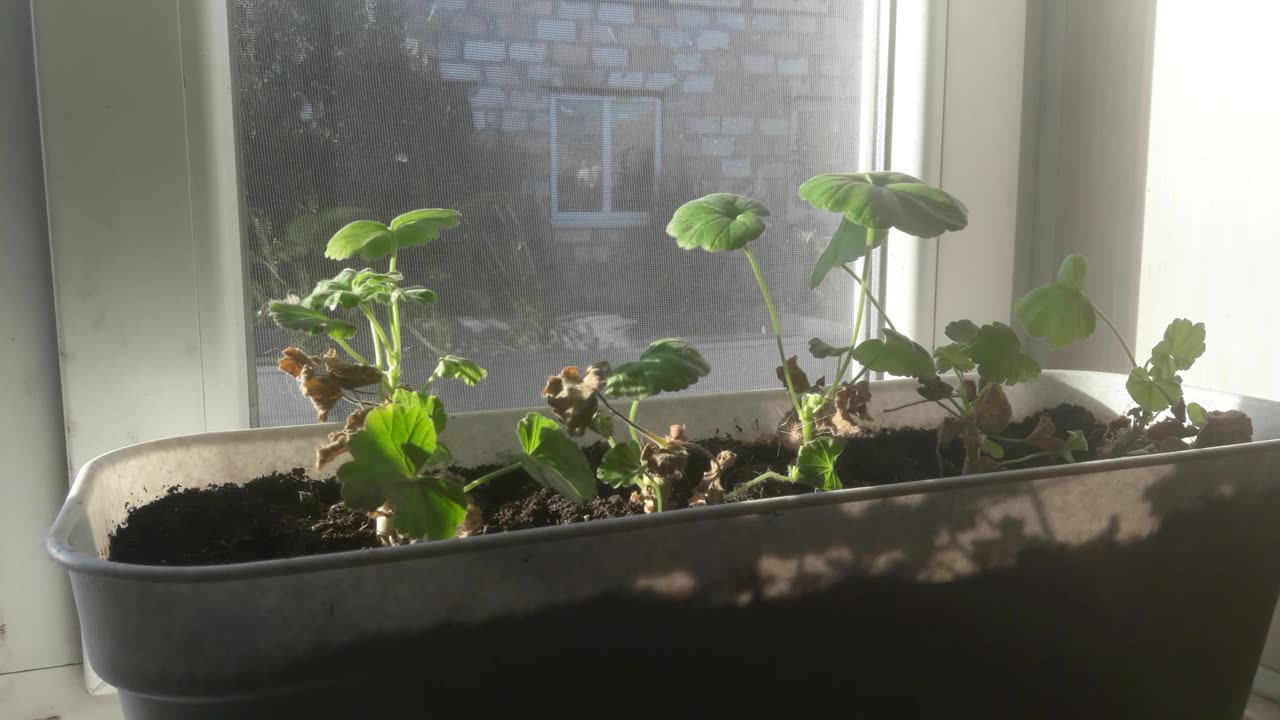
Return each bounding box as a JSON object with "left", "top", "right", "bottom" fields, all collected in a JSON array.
[
  {"left": 548, "top": 93, "right": 661, "bottom": 229},
  {"left": 22, "top": 0, "right": 1036, "bottom": 707}
]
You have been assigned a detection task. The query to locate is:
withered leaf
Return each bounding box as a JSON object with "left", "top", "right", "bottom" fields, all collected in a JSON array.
[
  {"left": 835, "top": 380, "right": 873, "bottom": 423},
  {"left": 278, "top": 347, "right": 315, "bottom": 378},
  {"left": 315, "top": 407, "right": 370, "bottom": 470},
  {"left": 974, "top": 383, "right": 1012, "bottom": 435},
  {"left": 938, "top": 416, "right": 965, "bottom": 446},
  {"left": 328, "top": 363, "right": 384, "bottom": 389},
  {"left": 1155, "top": 437, "right": 1191, "bottom": 453},
  {"left": 1146, "top": 417, "right": 1197, "bottom": 444},
  {"left": 689, "top": 450, "right": 738, "bottom": 507},
  {"left": 1194, "top": 410, "right": 1253, "bottom": 449},
  {"left": 542, "top": 364, "right": 610, "bottom": 436},
  {"left": 917, "top": 376, "right": 955, "bottom": 402},
  {"left": 1024, "top": 416, "right": 1058, "bottom": 450},
  {"left": 776, "top": 355, "right": 813, "bottom": 393},
  {"left": 299, "top": 365, "right": 343, "bottom": 421}
]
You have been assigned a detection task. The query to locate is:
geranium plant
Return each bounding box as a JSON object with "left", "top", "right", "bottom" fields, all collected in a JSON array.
[{"left": 269, "top": 210, "right": 596, "bottom": 541}]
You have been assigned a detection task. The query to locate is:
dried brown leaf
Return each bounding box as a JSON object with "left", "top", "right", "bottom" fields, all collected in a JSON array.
[
  {"left": 298, "top": 365, "right": 343, "bottom": 421},
  {"left": 974, "top": 384, "right": 1012, "bottom": 435},
  {"left": 776, "top": 355, "right": 813, "bottom": 393},
  {"left": 542, "top": 364, "right": 609, "bottom": 436},
  {"left": 1147, "top": 418, "right": 1197, "bottom": 444},
  {"left": 916, "top": 376, "right": 955, "bottom": 402},
  {"left": 689, "top": 450, "right": 738, "bottom": 507},
  {"left": 938, "top": 416, "right": 964, "bottom": 446},
  {"left": 278, "top": 347, "right": 316, "bottom": 378},
  {"left": 1194, "top": 410, "right": 1253, "bottom": 449},
  {"left": 1155, "top": 437, "right": 1191, "bottom": 453},
  {"left": 328, "top": 363, "right": 384, "bottom": 389},
  {"left": 1024, "top": 416, "right": 1058, "bottom": 451}
]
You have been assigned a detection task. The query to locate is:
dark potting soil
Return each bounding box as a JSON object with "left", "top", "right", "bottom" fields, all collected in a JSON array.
[{"left": 107, "top": 403, "right": 1105, "bottom": 566}]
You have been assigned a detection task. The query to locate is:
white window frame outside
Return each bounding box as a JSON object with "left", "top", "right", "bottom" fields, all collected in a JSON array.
[
  {"left": 17, "top": 0, "right": 1040, "bottom": 710},
  {"left": 548, "top": 93, "right": 661, "bottom": 229}
]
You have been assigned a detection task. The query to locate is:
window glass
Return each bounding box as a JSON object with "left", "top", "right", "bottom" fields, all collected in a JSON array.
[{"left": 235, "top": 0, "right": 868, "bottom": 426}]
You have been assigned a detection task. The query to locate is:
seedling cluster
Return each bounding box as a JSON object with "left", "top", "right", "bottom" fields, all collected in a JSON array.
[{"left": 269, "top": 174, "right": 1250, "bottom": 543}]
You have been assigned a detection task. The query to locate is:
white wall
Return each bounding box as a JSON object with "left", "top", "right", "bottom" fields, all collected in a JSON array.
[
  {"left": 0, "top": 2, "right": 120, "bottom": 717},
  {"left": 1138, "top": 1, "right": 1280, "bottom": 399}
]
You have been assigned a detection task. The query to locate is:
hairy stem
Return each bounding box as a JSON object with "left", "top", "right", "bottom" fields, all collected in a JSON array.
[
  {"left": 628, "top": 399, "right": 641, "bottom": 446},
  {"left": 464, "top": 463, "right": 522, "bottom": 493},
  {"left": 837, "top": 263, "right": 897, "bottom": 331},
  {"left": 828, "top": 228, "right": 882, "bottom": 398},
  {"left": 743, "top": 248, "right": 808, "bottom": 442},
  {"left": 387, "top": 253, "right": 404, "bottom": 388},
  {"left": 595, "top": 392, "right": 667, "bottom": 446},
  {"left": 360, "top": 306, "right": 393, "bottom": 373},
  {"left": 1095, "top": 305, "right": 1139, "bottom": 369},
  {"left": 334, "top": 337, "right": 370, "bottom": 366},
  {"left": 727, "top": 471, "right": 795, "bottom": 499}
]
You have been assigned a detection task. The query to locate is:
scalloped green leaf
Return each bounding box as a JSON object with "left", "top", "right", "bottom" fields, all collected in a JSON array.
[
  {"left": 325, "top": 220, "right": 396, "bottom": 261},
  {"left": 980, "top": 436, "right": 1005, "bottom": 459},
  {"left": 1126, "top": 367, "right": 1182, "bottom": 412},
  {"left": 391, "top": 389, "right": 447, "bottom": 432},
  {"left": 968, "top": 322, "right": 1041, "bottom": 385},
  {"left": 517, "top": 413, "right": 597, "bottom": 503},
  {"left": 666, "top": 193, "right": 771, "bottom": 252},
  {"left": 797, "top": 171, "right": 968, "bottom": 237},
  {"left": 389, "top": 208, "right": 462, "bottom": 249},
  {"left": 796, "top": 437, "right": 844, "bottom": 491},
  {"left": 598, "top": 441, "right": 644, "bottom": 489},
  {"left": 396, "top": 287, "right": 437, "bottom": 305},
  {"left": 810, "top": 217, "right": 878, "bottom": 289},
  {"left": 850, "top": 329, "right": 935, "bottom": 379},
  {"left": 1187, "top": 401, "right": 1209, "bottom": 428},
  {"left": 1150, "top": 318, "right": 1206, "bottom": 372},
  {"left": 1014, "top": 255, "right": 1097, "bottom": 348},
  {"left": 268, "top": 302, "right": 358, "bottom": 339},
  {"left": 434, "top": 355, "right": 487, "bottom": 386},
  {"left": 945, "top": 320, "right": 980, "bottom": 343},
  {"left": 605, "top": 339, "right": 710, "bottom": 399},
  {"left": 934, "top": 343, "right": 975, "bottom": 373}
]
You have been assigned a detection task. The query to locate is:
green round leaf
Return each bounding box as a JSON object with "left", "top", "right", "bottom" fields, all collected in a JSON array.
[
  {"left": 338, "top": 404, "right": 440, "bottom": 519},
  {"left": 850, "top": 329, "right": 935, "bottom": 379},
  {"left": 1126, "top": 367, "right": 1182, "bottom": 412},
  {"left": 397, "top": 288, "right": 437, "bottom": 305},
  {"left": 934, "top": 343, "right": 975, "bottom": 373},
  {"left": 434, "top": 355, "right": 487, "bottom": 385},
  {"left": 666, "top": 193, "right": 771, "bottom": 252},
  {"left": 325, "top": 220, "right": 396, "bottom": 261},
  {"left": 1014, "top": 282, "right": 1097, "bottom": 349},
  {"left": 979, "top": 436, "right": 1005, "bottom": 460},
  {"left": 968, "top": 322, "right": 1041, "bottom": 385},
  {"left": 1187, "top": 401, "right": 1209, "bottom": 428},
  {"left": 268, "top": 302, "right": 358, "bottom": 339},
  {"left": 945, "top": 320, "right": 980, "bottom": 343},
  {"left": 389, "top": 208, "right": 462, "bottom": 249},
  {"left": 598, "top": 441, "right": 644, "bottom": 489},
  {"left": 605, "top": 339, "right": 711, "bottom": 399},
  {"left": 795, "top": 437, "right": 844, "bottom": 491},
  {"left": 391, "top": 389, "right": 448, "bottom": 432},
  {"left": 797, "top": 171, "right": 968, "bottom": 237},
  {"left": 810, "top": 218, "right": 880, "bottom": 289},
  {"left": 516, "top": 413, "right": 597, "bottom": 503},
  {"left": 390, "top": 477, "right": 467, "bottom": 541}
]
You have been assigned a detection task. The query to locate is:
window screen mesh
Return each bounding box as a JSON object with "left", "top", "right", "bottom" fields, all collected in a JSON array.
[{"left": 235, "top": 0, "right": 867, "bottom": 426}]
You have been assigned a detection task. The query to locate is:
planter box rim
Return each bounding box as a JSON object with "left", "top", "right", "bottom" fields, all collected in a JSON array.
[{"left": 48, "top": 369, "right": 1273, "bottom": 583}]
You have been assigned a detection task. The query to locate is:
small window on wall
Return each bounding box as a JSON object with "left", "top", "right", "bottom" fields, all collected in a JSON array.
[{"left": 550, "top": 95, "right": 660, "bottom": 228}]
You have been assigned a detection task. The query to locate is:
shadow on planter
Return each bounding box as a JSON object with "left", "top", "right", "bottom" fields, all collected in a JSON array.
[{"left": 113, "top": 455, "right": 1280, "bottom": 720}]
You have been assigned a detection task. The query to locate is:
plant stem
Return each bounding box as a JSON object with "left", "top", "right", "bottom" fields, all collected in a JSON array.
[
  {"left": 1095, "top": 305, "right": 1139, "bottom": 368},
  {"left": 387, "top": 253, "right": 404, "bottom": 388},
  {"left": 334, "top": 337, "right": 370, "bottom": 365},
  {"left": 361, "top": 306, "right": 393, "bottom": 371},
  {"left": 743, "top": 248, "right": 808, "bottom": 442},
  {"left": 464, "top": 462, "right": 521, "bottom": 493},
  {"left": 884, "top": 396, "right": 949, "bottom": 414},
  {"left": 595, "top": 392, "right": 667, "bottom": 446},
  {"left": 828, "top": 228, "right": 882, "bottom": 396},
  {"left": 998, "top": 452, "right": 1055, "bottom": 468},
  {"left": 726, "top": 471, "right": 797, "bottom": 499},
  {"left": 628, "top": 400, "right": 641, "bottom": 446},
  {"left": 837, "top": 264, "right": 896, "bottom": 331}
]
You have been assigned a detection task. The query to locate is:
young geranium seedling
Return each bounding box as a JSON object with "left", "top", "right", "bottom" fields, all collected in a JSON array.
[
  {"left": 668, "top": 172, "right": 970, "bottom": 491},
  {"left": 540, "top": 338, "right": 727, "bottom": 512},
  {"left": 1016, "top": 254, "right": 1252, "bottom": 455},
  {"left": 267, "top": 210, "right": 594, "bottom": 542}
]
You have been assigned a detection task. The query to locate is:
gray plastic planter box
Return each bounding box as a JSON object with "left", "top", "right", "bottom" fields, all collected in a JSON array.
[{"left": 49, "top": 370, "right": 1280, "bottom": 718}]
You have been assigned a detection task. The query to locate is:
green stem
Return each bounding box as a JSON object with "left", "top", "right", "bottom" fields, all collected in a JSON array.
[
  {"left": 837, "top": 263, "right": 897, "bottom": 331},
  {"left": 361, "top": 306, "right": 393, "bottom": 371},
  {"left": 628, "top": 400, "right": 641, "bottom": 446},
  {"left": 464, "top": 463, "right": 521, "bottom": 493},
  {"left": 596, "top": 392, "right": 666, "bottom": 446},
  {"left": 1095, "top": 306, "right": 1139, "bottom": 369},
  {"left": 998, "top": 452, "right": 1055, "bottom": 469},
  {"left": 387, "top": 253, "right": 404, "bottom": 388},
  {"left": 828, "top": 228, "right": 881, "bottom": 397},
  {"left": 743, "top": 248, "right": 808, "bottom": 443},
  {"left": 726, "top": 471, "right": 798, "bottom": 500},
  {"left": 650, "top": 479, "right": 665, "bottom": 513},
  {"left": 333, "top": 337, "right": 370, "bottom": 366}
]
